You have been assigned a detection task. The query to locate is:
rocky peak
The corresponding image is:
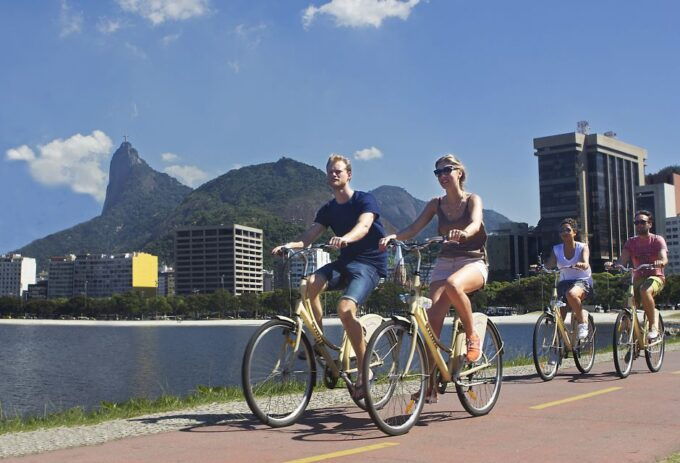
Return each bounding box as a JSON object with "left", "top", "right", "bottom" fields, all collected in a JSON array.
[{"left": 102, "top": 142, "right": 148, "bottom": 215}]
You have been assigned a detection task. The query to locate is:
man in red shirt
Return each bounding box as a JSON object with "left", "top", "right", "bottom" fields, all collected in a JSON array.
[{"left": 606, "top": 210, "right": 669, "bottom": 340}]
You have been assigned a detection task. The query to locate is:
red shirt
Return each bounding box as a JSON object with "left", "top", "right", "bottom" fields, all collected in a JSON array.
[{"left": 623, "top": 233, "right": 668, "bottom": 281}]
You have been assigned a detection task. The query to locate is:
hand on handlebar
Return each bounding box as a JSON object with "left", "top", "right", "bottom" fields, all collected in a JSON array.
[
  {"left": 328, "top": 236, "right": 349, "bottom": 249},
  {"left": 444, "top": 229, "right": 467, "bottom": 244},
  {"left": 379, "top": 234, "right": 397, "bottom": 252},
  {"left": 271, "top": 244, "right": 290, "bottom": 256}
]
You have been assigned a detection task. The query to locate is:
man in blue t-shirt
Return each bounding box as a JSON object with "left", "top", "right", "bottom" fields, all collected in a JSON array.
[{"left": 272, "top": 154, "right": 387, "bottom": 397}]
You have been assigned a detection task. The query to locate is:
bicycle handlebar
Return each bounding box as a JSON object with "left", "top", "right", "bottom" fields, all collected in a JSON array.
[
  {"left": 608, "top": 263, "right": 657, "bottom": 273},
  {"left": 387, "top": 236, "right": 444, "bottom": 252}
]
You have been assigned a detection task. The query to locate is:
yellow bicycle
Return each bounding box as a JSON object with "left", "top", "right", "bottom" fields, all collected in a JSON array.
[
  {"left": 612, "top": 264, "right": 665, "bottom": 378},
  {"left": 361, "top": 238, "right": 503, "bottom": 436},
  {"left": 241, "top": 245, "right": 383, "bottom": 427},
  {"left": 532, "top": 266, "right": 596, "bottom": 380}
]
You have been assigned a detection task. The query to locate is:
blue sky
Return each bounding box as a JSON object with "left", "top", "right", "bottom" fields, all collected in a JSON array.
[{"left": 2, "top": 0, "right": 679, "bottom": 253}]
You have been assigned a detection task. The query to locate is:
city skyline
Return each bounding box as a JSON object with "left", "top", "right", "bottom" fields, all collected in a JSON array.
[{"left": 2, "top": 1, "right": 680, "bottom": 253}]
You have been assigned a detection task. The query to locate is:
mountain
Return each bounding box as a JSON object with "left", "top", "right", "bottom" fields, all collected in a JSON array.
[
  {"left": 16, "top": 142, "right": 192, "bottom": 267},
  {"left": 371, "top": 185, "right": 513, "bottom": 238}
]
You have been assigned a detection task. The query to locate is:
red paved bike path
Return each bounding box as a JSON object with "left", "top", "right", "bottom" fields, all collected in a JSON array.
[{"left": 7, "top": 352, "right": 680, "bottom": 463}]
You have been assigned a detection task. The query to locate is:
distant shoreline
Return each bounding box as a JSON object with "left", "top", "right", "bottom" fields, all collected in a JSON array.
[{"left": 0, "top": 311, "right": 651, "bottom": 327}]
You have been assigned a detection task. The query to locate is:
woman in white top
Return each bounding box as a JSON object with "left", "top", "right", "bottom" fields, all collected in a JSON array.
[{"left": 545, "top": 218, "right": 593, "bottom": 340}]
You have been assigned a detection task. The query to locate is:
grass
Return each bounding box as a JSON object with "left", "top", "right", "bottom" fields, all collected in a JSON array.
[
  {"left": 661, "top": 452, "right": 680, "bottom": 463},
  {"left": 0, "top": 385, "right": 244, "bottom": 436}
]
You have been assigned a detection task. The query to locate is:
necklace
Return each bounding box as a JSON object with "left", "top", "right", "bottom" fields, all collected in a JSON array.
[{"left": 441, "top": 195, "right": 466, "bottom": 220}]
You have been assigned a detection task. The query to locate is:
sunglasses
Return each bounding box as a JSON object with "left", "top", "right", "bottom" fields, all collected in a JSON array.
[
  {"left": 559, "top": 228, "right": 573, "bottom": 233},
  {"left": 634, "top": 220, "right": 648, "bottom": 225},
  {"left": 433, "top": 165, "right": 458, "bottom": 177}
]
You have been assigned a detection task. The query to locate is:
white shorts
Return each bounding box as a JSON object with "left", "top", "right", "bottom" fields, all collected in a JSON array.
[{"left": 430, "top": 256, "right": 488, "bottom": 284}]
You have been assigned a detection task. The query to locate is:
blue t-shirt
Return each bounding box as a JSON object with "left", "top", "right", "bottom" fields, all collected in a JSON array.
[{"left": 314, "top": 190, "right": 388, "bottom": 277}]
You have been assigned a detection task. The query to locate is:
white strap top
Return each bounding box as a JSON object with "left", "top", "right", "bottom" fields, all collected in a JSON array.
[{"left": 553, "top": 242, "right": 592, "bottom": 282}]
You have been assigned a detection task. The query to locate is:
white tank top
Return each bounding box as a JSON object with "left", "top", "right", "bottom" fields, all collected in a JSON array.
[{"left": 553, "top": 242, "right": 592, "bottom": 282}]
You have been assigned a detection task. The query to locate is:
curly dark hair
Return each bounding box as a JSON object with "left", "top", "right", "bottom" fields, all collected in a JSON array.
[
  {"left": 635, "top": 210, "right": 653, "bottom": 222},
  {"left": 560, "top": 218, "right": 579, "bottom": 231}
]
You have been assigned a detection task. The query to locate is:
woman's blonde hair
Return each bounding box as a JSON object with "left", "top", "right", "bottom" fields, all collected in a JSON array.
[
  {"left": 435, "top": 154, "right": 466, "bottom": 189},
  {"left": 326, "top": 153, "right": 352, "bottom": 174}
]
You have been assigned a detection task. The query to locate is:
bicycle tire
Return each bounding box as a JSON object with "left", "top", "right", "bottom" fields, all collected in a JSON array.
[
  {"left": 363, "top": 319, "right": 427, "bottom": 436},
  {"left": 532, "top": 312, "right": 559, "bottom": 381},
  {"left": 456, "top": 319, "right": 503, "bottom": 416},
  {"left": 242, "top": 319, "right": 316, "bottom": 427},
  {"left": 645, "top": 314, "right": 665, "bottom": 372},
  {"left": 613, "top": 310, "right": 634, "bottom": 378},
  {"left": 574, "top": 313, "right": 596, "bottom": 374}
]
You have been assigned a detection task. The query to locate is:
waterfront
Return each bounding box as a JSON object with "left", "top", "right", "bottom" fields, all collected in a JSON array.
[{"left": 0, "top": 314, "right": 620, "bottom": 418}]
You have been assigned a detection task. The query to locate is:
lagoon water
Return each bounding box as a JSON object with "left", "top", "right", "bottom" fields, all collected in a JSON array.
[{"left": 0, "top": 315, "right": 616, "bottom": 418}]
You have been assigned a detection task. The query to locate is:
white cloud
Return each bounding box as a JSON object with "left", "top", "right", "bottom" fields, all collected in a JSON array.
[
  {"left": 354, "top": 146, "right": 383, "bottom": 160},
  {"left": 164, "top": 164, "right": 208, "bottom": 187},
  {"left": 161, "top": 32, "right": 182, "bottom": 46},
  {"left": 6, "top": 145, "right": 36, "bottom": 162},
  {"left": 303, "top": 0, "right": 421, "bottom": 28},
  {"left": 97, "top": 17, "right": 122, "bottom": 34},
  {"left": 131, "top": 102, "right": 139, "bottom": 118},
  {"left": 234, "top": 23, "right": 267, "bottom": 48},
  {"left": 228, "top": 60, "right": 241, "bottom": 73},
  {"left": 125, "top": 42, "right": 147, "bottom": 59},
  {"left": 59, "top": 0, "right": 83, "bottom": 37},
  {"left": 117, "top": 0, "right": 210, "bottom": 25},
  {"left": 5, "top": 131, "right": 113, "bottom": 202},
  {"left": 161, "top": 152, "right": 180, "bottom": 162}
]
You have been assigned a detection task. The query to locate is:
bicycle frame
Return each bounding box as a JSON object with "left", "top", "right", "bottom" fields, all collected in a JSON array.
[
  {"left": 398, "top": 241, "right": 501, "bottom": 385},
  {"left": 619, "top": 268, "right": 662, "bottom": 353}
]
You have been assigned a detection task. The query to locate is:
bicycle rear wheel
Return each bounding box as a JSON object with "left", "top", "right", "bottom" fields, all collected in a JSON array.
[
  {"left": 645, "top": 314, "right": 665, "bottom": 372},
  {"left": 532, "top": 313, "right": 559, "bottom": 381},
  {"left": 242, "top": 319, "right": 316, "bottom": 427},
  {"left": 363, "top": 320, "right": 427, "bottom": 436},
  {"left": 613, "top": 310, "right": 634, "bottom": 379},
  {"left": 455, "top": 319, "right": 503, "bottom": 416},
  {"left": 574, "top": 313, "right": 596, "bottom": 374}
]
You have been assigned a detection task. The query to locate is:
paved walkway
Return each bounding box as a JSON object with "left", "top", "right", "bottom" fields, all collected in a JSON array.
[{"left": 2, "top": 345, "right": 680, "bottom": 462}]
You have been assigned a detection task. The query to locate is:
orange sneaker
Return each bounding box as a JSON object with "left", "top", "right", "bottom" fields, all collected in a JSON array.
[{"left": 466, "top": 333, "right": 481, "bottom": 363}]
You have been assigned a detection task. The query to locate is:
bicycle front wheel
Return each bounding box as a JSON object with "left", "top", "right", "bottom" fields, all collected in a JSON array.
[
  {"left": 574, "top": 313, "right": 596, "bottom": 374},
  {"left": 645, "top": 314, "right": 665, "bottom": 372},
  {"left": 613, "top": 310, "right": 634, "bottom": 378},
  {"left": 363, "top": 320, "right": 427, "bottom": 436},
  {"left": 242, "top": 319, "right": 316, "bottom": 427},
  {"left": 456, "top": 319, "right": 503, "bottom": 416},
  {"left": 532, "top": 313, "right": 559, "bottom": 381}
]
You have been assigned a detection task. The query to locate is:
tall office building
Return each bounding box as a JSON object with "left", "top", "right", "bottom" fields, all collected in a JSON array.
[
  {"left": 635, "top": 183, "right": 677, "bottom": 236},
  {"left": 47, "top": 253, "right": 158, "bottom": 298},
  {"left": 0, "top": 254, "right": 36, "bottom": 297},
  {"left": 487, "top": 222, "right": 529, "bottom": 281},
  {"left": 157, "top": 265, "right": 175, "bottom": 297},
  {"left": 665, "top": 216, "right": 680, "bottom": 276},
  {"left": 534, "top": 131, "right": 647, "bottom": 269},
  {"left": 175, "top": 224, "right": 263, "bottom": 295},
  {"left": 287, "top": 248, "right": 331, "bottom": 289}
]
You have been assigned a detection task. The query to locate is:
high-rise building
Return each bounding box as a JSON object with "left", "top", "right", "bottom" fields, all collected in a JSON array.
[
  {"left": 665, "top": 216, "right": 680, "bottom": 276},
  {"left": 0, "top": 254, "right": 36, "bottom": 297},
  {"left": 487, "top": 222, "right": 529, "bottom": 281},
  {"left": 47, "top": 253, "right": 158, "bottom": 298},
  {"left": 646, "top": 171, "right": 680, "bottom": 216},
  {"left": 534, "top": 131, "right": 647, "bottom": 270},
  {"left": 157, "top": 265, "right": 175, "bottom": 297},
  {"left": 635, "top": 183, "right": 677, "bottom": 236},
  {"left": 287, "top": 248, "right": 331, "bottom": 289},
  {"left": 174, "top": 224, "right": 263, "bottom": 295}
]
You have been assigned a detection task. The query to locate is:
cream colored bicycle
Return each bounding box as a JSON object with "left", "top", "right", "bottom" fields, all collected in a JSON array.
[
  {"left": 532, "top": 265, "right": 596, "bottom": 381},
  {"left": 361, "top": 237, "right": 504, "bottom": 436},
  {"left": 612, "top": 264, "right": 665, "bottom": 378},
  {"left": 241, "top": 244, "right": 383, "bottom": 427}
]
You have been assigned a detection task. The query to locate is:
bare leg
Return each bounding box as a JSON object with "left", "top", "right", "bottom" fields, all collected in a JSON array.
[
  {"left": 424, "top": 281, "right": 453, "bottom": 402},
  {"left": 337, "top": 298, "right": 365, "bottom": 383},
  {"left": 306, "top": 273, "right": 327, "bottom": 330},
  {"left": 442, "top": 265, "right": 485, "bottom": 338},
  {"left": 640, "top": 286, "right": 658, "bottom": 331},
  {"left": 566, "top": 287, "right": 586, "bottom": 324}
]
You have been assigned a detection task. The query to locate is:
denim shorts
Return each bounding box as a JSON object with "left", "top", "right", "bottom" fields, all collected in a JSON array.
[
  {"left": 314, "top": 260, "right": 381, "bottom": 305},
  {"left": 557, "top": 279, "right": 592, "bottom": 303}
]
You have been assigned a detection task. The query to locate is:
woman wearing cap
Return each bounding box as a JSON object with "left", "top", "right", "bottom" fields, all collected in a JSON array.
[{"left": 379, "top": 154, "right": 488, "bottom": 404}]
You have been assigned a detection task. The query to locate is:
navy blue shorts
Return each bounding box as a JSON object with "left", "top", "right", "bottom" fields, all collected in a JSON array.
[
  {"left": 314, "top": 260, "right": 381, "bottom": 306},
  {"left": 557, "top": 279, "right": 592, "bottom": 303}
]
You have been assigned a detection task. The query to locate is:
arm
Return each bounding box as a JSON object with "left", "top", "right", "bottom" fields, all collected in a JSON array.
[
  {"left": 330, "top": 212, "right": 375, "bottom": 248},
  {"left": 379, "top": 199, "right": 437, "bottom": 249},
  {"left": 544, "top": 248, "right": 557, "bottom": 270},
  {"left": 655, "top": 248, "right": 668, "bottom": 268},
  {"left": 574, "top": 244, "right": 590, "bottom": 270},
  {"left": 611, "top": 247, "right": 631, "bottom": 269},
  {"left": 271, "top": 222, "right": 326, "bottom": 255}
]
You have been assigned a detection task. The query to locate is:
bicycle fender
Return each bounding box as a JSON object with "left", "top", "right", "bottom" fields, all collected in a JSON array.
[
  {"left": 390, "top": 315, "right": 412, "bottom": 327},
  {"left": 273, "top": 315, "right": 296, "bottom": 326}
]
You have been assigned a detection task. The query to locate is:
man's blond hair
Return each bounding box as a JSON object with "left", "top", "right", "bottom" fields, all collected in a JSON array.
[{"left": 326, "top": 153, "right": 352, "bottom": 174}]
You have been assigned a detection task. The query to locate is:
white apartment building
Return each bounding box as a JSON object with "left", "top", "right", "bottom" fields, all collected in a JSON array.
[
  {"left": 665, "top": 216, "right": 680, "bottom": 276},
  {"left": 0, "top": 254, "right": 36, "bottom": 297},
  {"left": 288, "top": 248, "right": 331, "bottom": 289}
]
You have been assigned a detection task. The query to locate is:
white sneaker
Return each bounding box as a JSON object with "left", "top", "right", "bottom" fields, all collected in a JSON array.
[
  {"left": 647, "top": 328, "right": 659, "bottom": 341},
  {"left": 577, "top": 323, "right": 589, "bottom": 341}
]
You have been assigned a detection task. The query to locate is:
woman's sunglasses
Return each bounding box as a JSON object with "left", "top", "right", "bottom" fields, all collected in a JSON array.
[{"left": 434, "top": 165, "right": 458, "bottom": 177}]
